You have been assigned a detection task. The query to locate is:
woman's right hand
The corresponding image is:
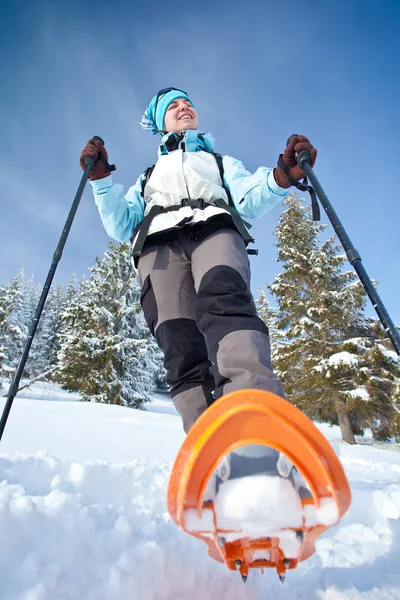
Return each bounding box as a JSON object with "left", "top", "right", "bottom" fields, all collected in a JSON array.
[{"left": 79, "top": 138, "right": 111, "bottom": 180}]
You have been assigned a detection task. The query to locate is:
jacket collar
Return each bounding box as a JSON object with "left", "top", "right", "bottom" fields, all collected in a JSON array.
[{"left": 158, "top": 130, "right": 215, "bottom": 156}]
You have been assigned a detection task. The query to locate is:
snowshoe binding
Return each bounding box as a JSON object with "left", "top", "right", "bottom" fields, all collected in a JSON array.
[{"left": 167, "top": 389, "right": 351, "bottom": 582}]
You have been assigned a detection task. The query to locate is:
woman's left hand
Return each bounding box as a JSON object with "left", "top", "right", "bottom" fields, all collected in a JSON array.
[{"left": 274, "top": 135, "right": 317, "bottom": 188}]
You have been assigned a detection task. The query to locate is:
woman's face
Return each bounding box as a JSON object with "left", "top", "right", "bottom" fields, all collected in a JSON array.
[{"left": 163, "top": 97, "right": 198, "bottom": 134}]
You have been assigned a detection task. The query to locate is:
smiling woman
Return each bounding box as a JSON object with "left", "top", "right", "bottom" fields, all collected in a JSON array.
[
  {"left": 164, "top": 98, "right": 199, "bottom": 134},
  {"left": 79, "top": 87, "right": 317, "bottom": 434}
]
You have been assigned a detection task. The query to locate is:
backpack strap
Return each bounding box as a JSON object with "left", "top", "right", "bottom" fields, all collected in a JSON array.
[
  {"left": 212, "top": 153, "right": 257, "bottom": 255},
  {"left": 213, "top": 152, "right": 234, "bottom": 207},
  {"left": 140, "top": 165, "right": 156, "bottom": 198},
  {"left": 212, "top": 198, "right": 254, "bottom": 245}
]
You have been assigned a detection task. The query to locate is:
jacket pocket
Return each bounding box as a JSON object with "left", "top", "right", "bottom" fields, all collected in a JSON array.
[{"left": 140, "top": 275, "right": 158, "bottom": 336}]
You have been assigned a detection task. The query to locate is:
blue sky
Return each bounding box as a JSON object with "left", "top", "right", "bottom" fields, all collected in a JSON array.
[{"left": 1, "top": 0, "right": 399, "bottom": 327}]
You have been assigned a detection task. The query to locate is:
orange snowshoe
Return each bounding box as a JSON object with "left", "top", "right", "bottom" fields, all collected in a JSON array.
[{"left": 167, "top": 389, "right": 351, "bottom": 582}]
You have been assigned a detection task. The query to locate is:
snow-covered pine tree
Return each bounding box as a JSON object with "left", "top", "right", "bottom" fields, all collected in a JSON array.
[
  {"left": 358, "top": 319, "right": 400, "bottom": 441},
  {"left": 256, "top": 287, "right": 283, "bottom": 356},
  {"left": 270, "top": 193, "right": 373, "bottom": 444},
  {"left": 2, "top": 269, "right": 38, "bottom": 378},
  {"left": 28, "top": 283, "right": 66, "bottom": 379},
  {"left": 58, "top": 242, "right": 155, "bottom": 408},
  {"left": 23, "top": 275, "right": 42, "bottom": 379},
  {"left": 0, "top": 285, "right": 7, "bottom": 386},
  {"left": 65, "top": 273, "right": 78, "bottom": 306}
]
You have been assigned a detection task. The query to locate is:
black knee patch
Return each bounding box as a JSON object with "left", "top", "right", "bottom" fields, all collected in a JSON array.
[
  {"left": 156, "top": 318, "right": 214, "bottom": 396},
  {"left": 196, "top": 266, "right": 268, "bottom": 350}
]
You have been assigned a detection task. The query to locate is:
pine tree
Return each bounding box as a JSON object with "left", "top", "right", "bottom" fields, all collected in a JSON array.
[
  {"left": 359, "top": 319, "right": 400, "bottom": 441},
  {"left": 65, "top": 273, "right": 78, "bottom": 306},
  {"left": 28, "top": 283, "right": 66, "bottom": 379},
  {"left": 0, "top": 285, "right": 7, "bottom": 386},
  {"left": 270, "top": 193, "right": 375, "bottom": 444},
  {"left": 2, "top": 269, "right": 36, "bottom": 378},
  {"left": 255, "top": 287, "right": 284, "bottom": 356},
  {"left": 58, "top": 242, "right": 155, "bottom": 407}
]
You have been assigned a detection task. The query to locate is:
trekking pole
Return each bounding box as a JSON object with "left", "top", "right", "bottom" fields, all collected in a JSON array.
[
  {"left": 0, "top": 136, "right": 114, "bottom": 441},
  {"left": 292, "top": 139, "right": 400, "bottom": 356}
]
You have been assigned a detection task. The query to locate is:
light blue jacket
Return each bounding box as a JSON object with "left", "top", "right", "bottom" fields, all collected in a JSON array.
[{"left": 90, "top": 131, "right": 288, "bottom": 243}]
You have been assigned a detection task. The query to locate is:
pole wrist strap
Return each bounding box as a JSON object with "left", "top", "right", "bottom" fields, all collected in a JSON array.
[
  {"left": 277, "top": 155, "right": 320, "bottom": 221},
  {"left": 98, "top": 155, "right": 116, "bottom": 173}
]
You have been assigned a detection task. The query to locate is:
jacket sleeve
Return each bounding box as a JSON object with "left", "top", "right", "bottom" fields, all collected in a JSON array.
[
  {"left": 221, "top": 155, "right": 288, "bottom": 220},
  {"left": 90, "top": 175, "right": 145, "bottom": 242}
]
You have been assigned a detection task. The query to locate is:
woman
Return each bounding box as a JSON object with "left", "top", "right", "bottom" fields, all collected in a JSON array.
[{"left": 80, "top": 87, "right": 317, "bottom": 433}]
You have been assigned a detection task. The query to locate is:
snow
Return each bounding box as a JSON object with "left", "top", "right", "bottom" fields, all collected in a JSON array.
[
  {"left": 315, "top": 497, "right": 341, "bottom": 526},
  {"left": 346, "top": 387, "right": 371, "bottom": 402},
  {"left": 343, "top": 338, "right": 369, "bottom": 351},
  {"left": 214, "top": 475, "right": 303, "bottom": 533},
  {"left": 298, "top": 316, "right": 316, "bottom": 328},
  {"left": 1, "top": 381, "right": 400, "bottom": 599},
  {"left": 378, "top": 344, "right": 400, "bottom": 363},
  {"left": 187, "top": 466, "right": 340, "bottom": 554},
  {"left": 328, "top": 351, "right": 359, "bottom": 368}
]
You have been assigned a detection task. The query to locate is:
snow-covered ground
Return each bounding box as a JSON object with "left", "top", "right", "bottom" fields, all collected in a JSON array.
[{"left": 1, "top": 381, "right": 400, "bottom": 600}]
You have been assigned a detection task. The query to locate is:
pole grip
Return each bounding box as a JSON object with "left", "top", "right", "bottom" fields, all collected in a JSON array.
[
  {"left": 91, "top": 135, "right": 116, "bottom": 173},
  {"left": 93, "top": 135, "right": 105, "bottom": 145},
  {"left": 83, "top": 156, "right": 96, "bottom": 168},
  {"left": 83, "top": 136, "right": 105, "bottom": 169},
  {"left": 84, "top": 136, "right": 116, "bottom": 173},
  {"left": 286, "top": 134, "right": 311, "bottom": 169},
  {"left": 296, "top": 149, "right": 311, "bottom": 169},
  {"left": 286, "top": 134, "right": 298, "bottom": 146}
]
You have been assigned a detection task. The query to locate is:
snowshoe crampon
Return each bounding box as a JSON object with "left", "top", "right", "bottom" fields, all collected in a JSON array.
[{"left": 167, "top": 389, "right": 351, "bottom": 581}]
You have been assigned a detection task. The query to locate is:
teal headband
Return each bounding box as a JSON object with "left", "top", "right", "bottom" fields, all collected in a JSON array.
[{"left": 140, "top": 88, "right": 194, "bottom": 135}]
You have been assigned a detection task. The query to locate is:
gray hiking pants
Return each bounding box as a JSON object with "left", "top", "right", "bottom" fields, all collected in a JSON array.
[{"left": 137, "top": 227, "right": 285, "bottom": 432}]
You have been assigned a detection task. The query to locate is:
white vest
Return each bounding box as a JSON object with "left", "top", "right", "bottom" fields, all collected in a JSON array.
[{"left": 142, "top": 150, "right": 230, "bottom": 236}]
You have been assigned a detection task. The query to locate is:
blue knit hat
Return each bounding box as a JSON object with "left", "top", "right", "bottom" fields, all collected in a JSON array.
[{"left": 140, "top": 88, "right": 194, "bottom": 135}]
